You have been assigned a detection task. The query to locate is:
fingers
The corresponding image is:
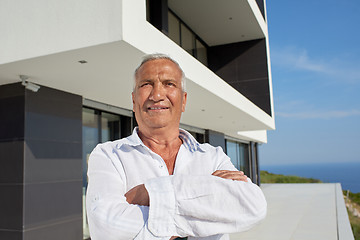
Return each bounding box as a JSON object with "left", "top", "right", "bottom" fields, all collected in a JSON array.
[
  {"left": 212, "top": 170, "right": 248, "bottom": 182},
  {"left": 212, "top": 170, "right": 244, "bottom": 177}
]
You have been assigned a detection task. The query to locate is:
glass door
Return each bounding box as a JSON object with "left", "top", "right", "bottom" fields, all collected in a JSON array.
[
  {"left": 82, "top": 107, "right": 127, "bottom": 239},
  {"left": 226, "top": 140, "right": 250, "bottom": 175}
]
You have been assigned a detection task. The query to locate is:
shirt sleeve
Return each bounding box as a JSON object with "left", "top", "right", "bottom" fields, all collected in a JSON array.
[
  {"left": 86, "top": 144, "right": 170, "bottom": 240},
  {"left": 144, "top": 148, "right": 267, "bottom": 238},
  {"left": 213, "top": 146, "right": 239, "bottom": 171}
]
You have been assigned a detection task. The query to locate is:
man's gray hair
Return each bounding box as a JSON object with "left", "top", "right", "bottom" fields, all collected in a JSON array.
[{"left": 134, "top": 53, "right": 186, "bottom": 92}]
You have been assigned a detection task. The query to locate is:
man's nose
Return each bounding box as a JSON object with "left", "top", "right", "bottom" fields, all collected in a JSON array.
[{"left": 149, "top": 83, "right": 165, "bottom": 101}]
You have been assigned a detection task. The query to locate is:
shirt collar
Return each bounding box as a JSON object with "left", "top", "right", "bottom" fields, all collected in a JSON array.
[
  {"left": 116, "top": 127, "right": 143, "bottom": 148},
  {"left": 116, "top": 127, "right": 205, "bottom": 153},
  {"left": 179, "top": 128, "right": 205, "bottom": 153}
]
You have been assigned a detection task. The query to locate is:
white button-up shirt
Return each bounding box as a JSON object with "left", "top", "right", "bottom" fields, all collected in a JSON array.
[{"left": 86, "top": 128, "right": 267, "bottom": 240}]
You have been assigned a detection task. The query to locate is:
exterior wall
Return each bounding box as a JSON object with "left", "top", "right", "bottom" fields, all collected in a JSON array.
[
  {"left": 208, "top": 39, "right": 272, "bottom": 116},
  {"left": 0, "top": 83, "right": 83, "bottom": 240},
  {"left": 237, "top": 130, "right": 268, "bottom": 143},
  {"left": 0, "top": 0, "right": 123, "bottom": 64},
  {"left": 256, "top": 0, "right": 265, "bottom": 19},
  {"left": 0, "top": 84, "right": 25, "bottom": 240}
]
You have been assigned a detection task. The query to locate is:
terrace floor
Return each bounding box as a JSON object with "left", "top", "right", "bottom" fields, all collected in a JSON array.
[{"left": 230, "top": 183, "right": 354, "bottom": 240}]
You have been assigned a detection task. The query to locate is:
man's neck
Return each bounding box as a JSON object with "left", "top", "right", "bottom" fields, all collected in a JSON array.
[
  {"left": 137, "top": 126, "right": 181, "bottom": 149},
  {"left": 137, "top": 126, "right": 182, "bottom": 175}
]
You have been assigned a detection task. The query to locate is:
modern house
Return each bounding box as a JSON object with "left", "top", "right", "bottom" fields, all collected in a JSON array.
[{"left": 0, "top": 0, "right": 275, "bottom": 239}]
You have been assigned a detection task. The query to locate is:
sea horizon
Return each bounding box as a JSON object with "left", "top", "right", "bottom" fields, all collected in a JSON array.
[{"left": 261, "top": 161, "right": 360, "bottom": 193}]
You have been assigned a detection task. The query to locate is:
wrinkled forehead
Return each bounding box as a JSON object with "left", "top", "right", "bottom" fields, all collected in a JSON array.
[{"left": 135, "top": 59, "right": 182, "bottom": 80}]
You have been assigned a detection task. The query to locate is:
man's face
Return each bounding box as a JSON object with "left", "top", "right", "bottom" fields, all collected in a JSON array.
[{"left": 132, "top": 59, "right": 187, "bottom": 131}]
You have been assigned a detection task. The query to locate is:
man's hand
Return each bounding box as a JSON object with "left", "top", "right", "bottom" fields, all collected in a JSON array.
[
  {"left": 126, "top": 185, "right": 179, "bottom": 240},
  {"left": 125, "top": 184, "right": 150, "bottom": 206},
  {"left": 212, "top": 170, "right": 248, "bottom": 182}
]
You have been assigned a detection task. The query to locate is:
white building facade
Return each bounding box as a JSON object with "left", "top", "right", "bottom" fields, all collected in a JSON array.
[{"left": 0, "top": 0, "right": 275, "bottom": 239}]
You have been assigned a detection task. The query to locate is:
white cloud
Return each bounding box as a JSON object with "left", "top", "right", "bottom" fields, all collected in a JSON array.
[
  {"left": 271, "top": 46, "right": 360, "bottom": 83},
  {"left": 277, "top": 109, "right": 360, "bottom": 119}
]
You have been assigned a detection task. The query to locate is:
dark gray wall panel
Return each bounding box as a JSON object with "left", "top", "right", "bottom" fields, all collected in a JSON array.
[
  {"left": 0, "top": 96, "right": 25, "bottom": 140},
  {"left": 23, "top": 217, "right": 82, "bottom": 240},
  {"left": 0, "top": 141, "right": 24, "bottom": 184},
  {"left": 0, "top": 84, "right": 25, "bottom": 141},
  {"left": 25, "top": 111, "right": 82, "bottom": 142},
  {"left": 0, "top": 82, "right": 25, "bottom": 98},
  {"left": 0, "top": 83, "right": 83, "bottom": 239},
  {"left": 24, "top": 140, "right": 82, "bottom": 183},
  {"left": 22, "top": 85, "right": 83, "bottom": 238},
  {"left": 0, "top": 185, "right": 23, "bottom": 230},
  {"left": 246, "top": 95, "right": 271, "bottom": 114},
  {"left": 208, "top": 39, "right": 272, "bottom": 116},
  {"left": 25, "top": 140, "right": 81, "bottom": 160},
  {"left": 23, "top": 181, "right": 82, "bottom": 228},
  {"left": 0, "top": 230, "right": 22, "bottom": 240},
  {"left": 25, "top": 86, "right": 82, "bottom": 142},
  {"left": 25, "top": 85, "right": 81, "bottom": 119},
  {"left": 229, "top": 79, "right": 270, "bottom": 96}
]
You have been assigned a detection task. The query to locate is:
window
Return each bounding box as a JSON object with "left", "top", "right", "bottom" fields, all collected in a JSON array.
[
  {"left": 168, "top": 11, "right": 180, "bottom": 45},
  {"left": 226, "top": 140, "right": 250, "bottom": 175},
  {"left": 181, "top": 23, "right": 195, "bottom": 55},
  {"left": 167, "top": 9, "right": 208, "bottom": 66},
  {"left": 145, "top": 1, "right": 209, "bottom": 66},
  {"left": 196, "top": 39, "right": 208, "bottom": 66},
  {"left": 226, "top": 141, "right": 239, "bottom": 169},
  {"left": 82, "top": 107, "right": 131, "bottom": 239},
  {"left": 101, "top": 112, "right": 121, "bottom": 142}
]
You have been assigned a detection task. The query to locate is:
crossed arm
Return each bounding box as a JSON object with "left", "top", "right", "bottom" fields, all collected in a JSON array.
[
  {"left": 87, "top": 145, "right": 266, "bottom": 239},
  {"left": 125, "top": 170, "right": 248, "bottom": 206},
  {"left": 125, "top": 170, "right": 249, "bottom": 240}
]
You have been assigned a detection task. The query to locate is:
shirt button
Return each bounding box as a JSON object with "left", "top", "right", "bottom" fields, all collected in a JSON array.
[{"left": 159, "top": 165, "right": 164, "bottom": 169}]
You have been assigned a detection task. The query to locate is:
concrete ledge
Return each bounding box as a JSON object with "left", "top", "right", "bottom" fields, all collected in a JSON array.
[
  {"left": 336, "top": 183, "right": 354, "bottom": 240},
  {"left": 230, "top": 183, "right": 354, "bottom": 240}
]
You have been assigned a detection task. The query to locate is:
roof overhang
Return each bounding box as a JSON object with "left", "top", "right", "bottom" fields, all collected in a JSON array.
[
  {"left": 168, "top": 0, "right": 267, "bottom": 46},
  {"left": 0, "top": 0, "right": 274, "bottom": 142}
]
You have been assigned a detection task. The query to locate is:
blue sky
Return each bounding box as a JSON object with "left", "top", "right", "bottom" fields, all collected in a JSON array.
[{"left": 259, "top": 1, "right": 360, "bottom": 165}]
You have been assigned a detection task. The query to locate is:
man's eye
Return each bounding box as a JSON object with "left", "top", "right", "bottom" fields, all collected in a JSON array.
[
  {"left": 166, "top": 82, "right": 176, "bottom": 87},
  {"left": 140, "top": 83, "right": 151, "bottom": 87}
]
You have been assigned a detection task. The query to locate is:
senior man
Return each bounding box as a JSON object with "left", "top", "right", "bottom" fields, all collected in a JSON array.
[{"left": 86, "top": 53, "right": 267, "bottom": 240}]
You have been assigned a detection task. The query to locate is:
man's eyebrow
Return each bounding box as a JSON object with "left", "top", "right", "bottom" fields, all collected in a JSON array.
[
  {"left": 162, "top": 78, "right": 177, "bottom": 82},
  {"left": 138, "top": 79, "right": 153, "bottom": 83}
]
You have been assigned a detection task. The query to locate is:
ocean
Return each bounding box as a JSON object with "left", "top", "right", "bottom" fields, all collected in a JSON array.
[{"left": 261, "top": 162, "right": 360, "bottom": 193}]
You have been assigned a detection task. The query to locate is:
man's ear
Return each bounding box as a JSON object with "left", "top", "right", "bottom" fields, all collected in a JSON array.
[
  {"left": 132, "top": 92, "right": 135, "bottom": 112},
  {"left": 182, "top": 92, "right": 187, "bottom": 112}
]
